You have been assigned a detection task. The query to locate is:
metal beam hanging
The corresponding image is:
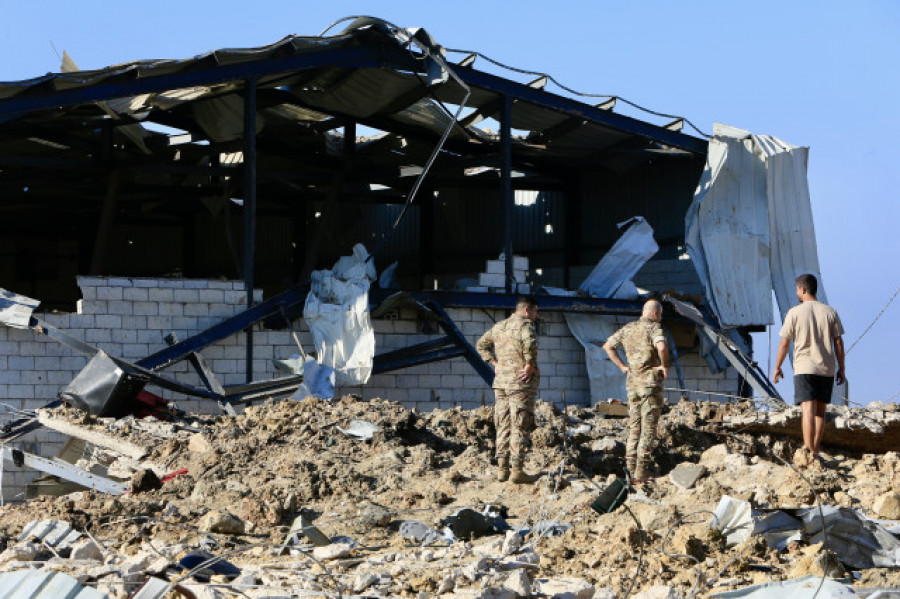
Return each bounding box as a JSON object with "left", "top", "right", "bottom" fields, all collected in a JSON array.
[
  {"left": 501, "top": 95, "right": 514, "bottom": 294},
  {"left": 243, "top": 77, "right": 257, "bottom": 383}
]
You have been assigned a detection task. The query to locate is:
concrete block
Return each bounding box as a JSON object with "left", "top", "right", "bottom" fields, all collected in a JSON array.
[
  {"left": 111, "top": 329, "right": 138, "bottom": 344},
  {"left": 106, "top": 301, "right": 130, "bottom": 316},
  {"left": 182, "top": 280, "right": 208, "bottom": 289},
  {"left": 199, "top": 289, "right": 226, "bottom": 303},
  {"left": 18, "top": 342, "right": 47, "bottom": 357},
  {"left": 465, "top": 286, "right": 489, "bottom": 292},
  {"left": 478, "top": 273, "right": 505, "bottom": 287},
  {"left": 171, "top": 316, "right": 198, "bottom": 330},
  {"left": 184, "top": 303, "right": 209, "bottom": 317},
  {"left": 393, "top": 320, "right": 418, "bottom": 334},
  {"left": 68, "top": 314, "right": 97, "bottom": 329},
  {"left": 123, "top": 288, "right": 149, "bottom": 302},
  {"left": 0, "top": 370, "right": 21, "bottom": 385},
  {"left": 408, "top": 388, "right": 431, "bottom": 402},
  {"left": 461, "top": 321, "right": 486, "bottom": 336},
  {"left": 8, "top": 385, "right": 35, "bottom": 399},
  {"left": 214, "top": 360, "right": 238, "bottom": 374},
  {"left": 133, "top": 302, "right": 159, "bottom": 316},
  {"left": 149, "top": 288, "right": 175, "bottom": 302},
  {"left": 485, "top": 260, "right": 505, "bottom": 274},
  {"left": 96, "top": 286, "right": 124, "bottom": 301},
  {"left": 419, "top": 375, "right": 441, "bottom": 388},
  {"left": 95, "top": 315, "right": 122, "bottom": 330},
  {"left": 9, "top": 356, "right": 35, "bottom": 371},
  {"left": 158, "top": 278, "right": 185, "bottom": 289},
  {"left": 428, "top": 362, "right": 452, "bottom": 375},
  {"left": 512, "top": 255, "right": 528, "bottom": 271},
  {"left": 441, "top": 375, "right": 464, "bottom": 388},
  {"left": 173, "top": 289, "right": 200, "bottom": 303},
  {"left": 209, "top": 303, "right": 235, "bottom": 318},
  {"left": 224, "top": 291, "right": 247, "bottom": 304},
  {"left": 159, "top": 303, "right": 184, "bottom": 317}
]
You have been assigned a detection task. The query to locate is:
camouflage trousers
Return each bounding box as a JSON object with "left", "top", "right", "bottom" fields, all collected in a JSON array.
[
  {"left": 625, "top": 386, "right": 663, "bottom": 478},
  {"left": 493, "top": 389, "right": 536, "bottom": 464}
]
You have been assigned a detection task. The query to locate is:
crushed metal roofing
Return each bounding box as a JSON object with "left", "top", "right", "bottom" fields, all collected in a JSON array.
[
  {"left": 0, "top": 18, "right": 708, "bottom": 230},
  {"left": 0, "top": 569, "right": 107, "bottom": 599}
]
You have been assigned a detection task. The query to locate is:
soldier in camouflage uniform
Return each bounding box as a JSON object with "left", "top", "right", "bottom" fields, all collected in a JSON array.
[
  {"left": 476, "top": 296, "right": 541, "bottom": 484},
  {"left": 602, "top": 300, "right": 669, "bottom": 480}
]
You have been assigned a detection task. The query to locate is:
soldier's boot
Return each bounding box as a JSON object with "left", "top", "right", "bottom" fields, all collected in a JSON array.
[
  {"left": 497, "top": 456, "right": 510, "bottom": 482},
  {"left": 509, "top": 461, "right": 541, "bottom": 484}
]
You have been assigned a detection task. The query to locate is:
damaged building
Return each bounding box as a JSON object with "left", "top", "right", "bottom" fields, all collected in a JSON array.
[
  {"left": 1, "top": 16, "right": 894, "bottom": 599},
  {"left": 0, "top": 19, "right": 824, "bottom": 501}
]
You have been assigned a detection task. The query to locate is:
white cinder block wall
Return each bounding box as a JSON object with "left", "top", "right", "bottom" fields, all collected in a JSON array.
[{"left": 0, "top": 276, "right": 739, "bottom": 501}]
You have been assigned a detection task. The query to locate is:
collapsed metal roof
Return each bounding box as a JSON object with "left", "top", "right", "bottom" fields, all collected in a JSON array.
[{"left": 0, "top": 18, "right": 706, "bottom": 195}]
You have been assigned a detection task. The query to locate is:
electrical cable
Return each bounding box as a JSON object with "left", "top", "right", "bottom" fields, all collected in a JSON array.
[
  {"left": 846, "top": 285, "right": 900, "bottom": 355},
  {"left": 441, "top": 48, "right": 711, "bottom": 139},
  {"left": 659, "top": 510, "right": 717, "bottom": 598},
  {"left": 315, "top": 16, "right": 472, "bottom": 263}
]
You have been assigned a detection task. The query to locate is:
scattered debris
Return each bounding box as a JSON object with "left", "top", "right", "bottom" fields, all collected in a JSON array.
[{"left": 0, "top": 397, "right": 898, "bottom": 596}]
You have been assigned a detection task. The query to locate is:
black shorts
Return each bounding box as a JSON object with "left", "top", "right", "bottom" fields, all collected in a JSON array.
[{"left": 794, "top": 374, "right": 834, "bottom": 405}]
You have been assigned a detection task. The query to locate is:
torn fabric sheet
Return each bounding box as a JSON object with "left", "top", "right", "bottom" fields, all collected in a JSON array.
[
  {"left": 293, "top": 357, "right": 335, "bottom": 400},
  {"left": 303, "top": 243, "right": 376, "bottom": 386},
  {"left": 0, "top": 288, "right": 40, "bottom": 329},
  {"left": 553, "top": 216, "right": 658, "bottom": 405}
]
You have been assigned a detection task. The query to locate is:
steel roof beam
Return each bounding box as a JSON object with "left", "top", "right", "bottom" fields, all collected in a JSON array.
[
  {"left": 0, "top": 45, "right": 391, "bottom": 118},
  {"left": 450, "top": 67, "right": 708, "bottom": 155}
]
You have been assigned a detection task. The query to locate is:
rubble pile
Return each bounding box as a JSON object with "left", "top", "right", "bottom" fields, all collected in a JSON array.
[{"left": 2, "top": 397, "right": 900, "bottom": 597}]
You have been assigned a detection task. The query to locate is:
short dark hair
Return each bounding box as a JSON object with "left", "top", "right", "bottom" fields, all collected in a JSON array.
[
  {"left": 796, "top": 273, "right": 818, "bottom": 296},
  {"left": 516, "top": 295, "right": 538, "bottom": 310}
]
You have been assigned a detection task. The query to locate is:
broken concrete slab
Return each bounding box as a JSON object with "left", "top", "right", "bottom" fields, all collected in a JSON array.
[
  {"left": 312, "top": 542, "right": 353, "bottom": 560},
  {"left": 198, "top": 511, "right": 245, "bottom": 535},
  {"left": 535, "top": 577, "right": 596, "bottom": 599},
  {"left": 873, "top": 492, "right": 900, "bottom": 520},
  {"left": 669, "top": 463, "right": 708, "bottom": 490},
  {"left": 724, "top": 406, "right": 900, "bottom": 453}
]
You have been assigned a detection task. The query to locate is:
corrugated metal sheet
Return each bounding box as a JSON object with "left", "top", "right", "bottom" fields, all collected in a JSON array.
[
  {"left": 17, "top": 520, "right": 81, "bottom": 549},
  {"left": 754, "top": 134, "right": 827, "bottom": 320},
  {"left": 686, "top": 123, "right": 773, "bottom": 327},
  {"left": 0, "top": 569, "right": 108, "bottom": 599},
  {"left": 685, "top": 124, "right": 826, "bottom": 328}
]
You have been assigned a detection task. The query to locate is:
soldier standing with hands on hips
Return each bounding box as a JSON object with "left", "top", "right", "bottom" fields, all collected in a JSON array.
[
  {"left": 477, "top": 296, "right": 542, "bottom": 484},
  {"left": 603, "top": 299, "right": 669, "bottom": 481}
]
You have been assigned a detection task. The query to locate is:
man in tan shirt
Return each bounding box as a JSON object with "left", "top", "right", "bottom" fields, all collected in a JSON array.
[{"left": 773, "top": 273, "right": 846, "bottom": 465}]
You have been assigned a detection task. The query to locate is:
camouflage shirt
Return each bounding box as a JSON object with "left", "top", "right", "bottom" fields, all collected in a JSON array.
[
  {"left": 477, "top": 314, "right": 540, "bottom": 391},
  {"left": 607, "top": 317, "right": 667, "bottom": 391}
]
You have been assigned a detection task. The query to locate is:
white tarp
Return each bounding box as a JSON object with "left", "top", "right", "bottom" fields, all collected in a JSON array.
[
  {"left": 686, "top": 123, "right": 827, "bottom": 327},
  {"left": 558, "top": 217, "right": 658, "bottom": 404},
  {"left": 303, "top": 243, "right": 376, "bottom": 387}
]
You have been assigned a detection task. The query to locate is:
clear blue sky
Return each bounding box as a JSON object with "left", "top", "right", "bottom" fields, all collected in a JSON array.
[{"left": 3, "top": 1, "right": 898, "bottom": 405}]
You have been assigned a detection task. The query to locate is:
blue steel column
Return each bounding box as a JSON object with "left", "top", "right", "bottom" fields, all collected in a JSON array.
[
  {"left": 501, "top": 95, "right": 513, "bottom": 294},
  {"left": 243, "top": 77, "right": 258, "bottom": 383}
]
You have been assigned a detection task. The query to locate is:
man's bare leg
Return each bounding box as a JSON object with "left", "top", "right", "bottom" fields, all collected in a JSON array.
[
  {"left": 801, "top": 400, "right": 816, "bottom": 453},
  {"left": 811, "top": 400, "right": 826, "bottom": 456}
]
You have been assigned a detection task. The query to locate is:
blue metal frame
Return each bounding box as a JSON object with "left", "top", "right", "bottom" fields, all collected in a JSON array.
[
  {"left": 0, "top": 45, "right": 388, "bottom": 118},
  {"left": 450, "top": 67, "right": 708, "bottom": 155}
]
